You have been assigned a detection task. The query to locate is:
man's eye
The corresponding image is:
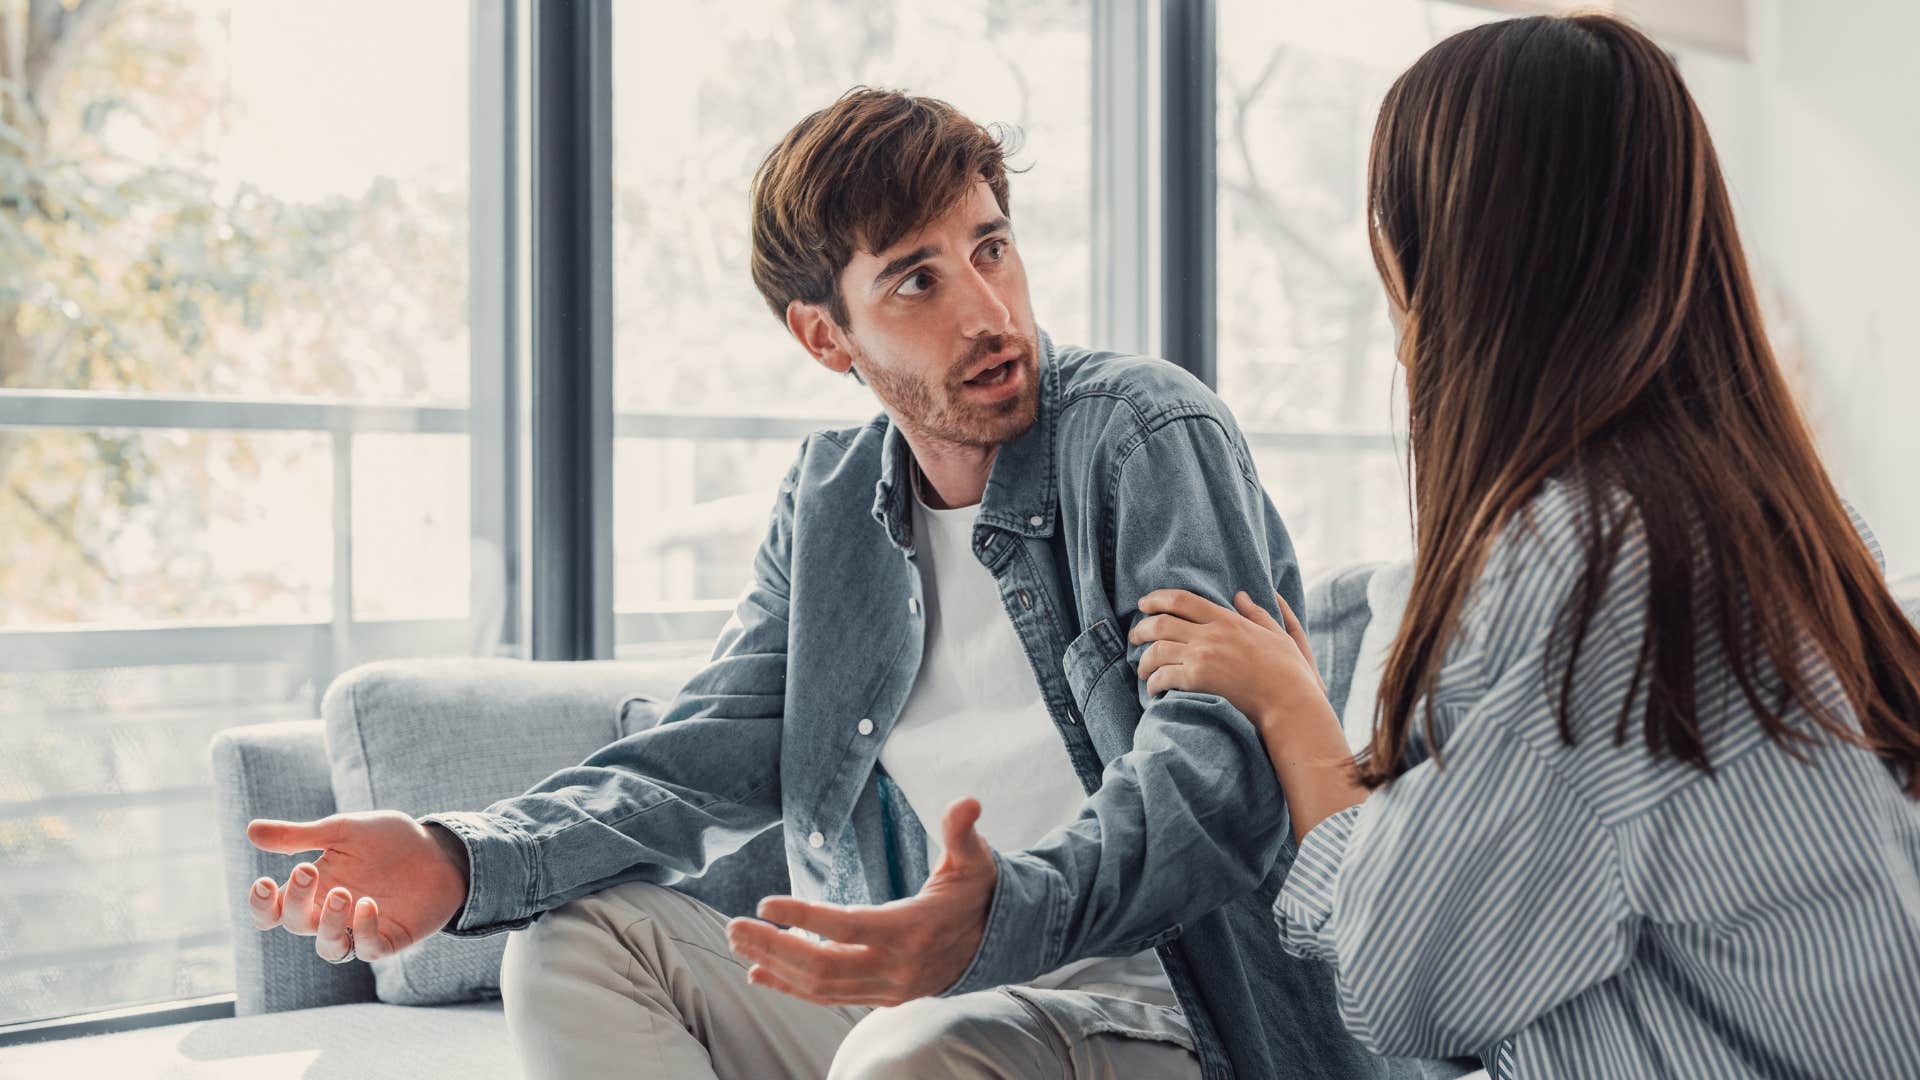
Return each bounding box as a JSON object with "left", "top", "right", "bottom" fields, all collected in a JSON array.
[
  {"left": 897, "top": 271, "right": 933, "bottom": 297},
  {"left": 983, "top": 240, "right": 1006, "bottom": 261}
]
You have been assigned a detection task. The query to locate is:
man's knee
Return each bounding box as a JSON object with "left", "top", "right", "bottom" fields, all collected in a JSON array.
[
  {"left": 828, "top": 994, "right": 1037, "bottom": 1080},
  {"left": 501, "top": 882, "right": 689, "bottom": 1003}
]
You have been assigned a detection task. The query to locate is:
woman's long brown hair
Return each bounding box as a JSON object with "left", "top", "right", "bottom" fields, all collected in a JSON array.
[{"left": 1361, "top": 14, "right": 1920, "bottom": 794}]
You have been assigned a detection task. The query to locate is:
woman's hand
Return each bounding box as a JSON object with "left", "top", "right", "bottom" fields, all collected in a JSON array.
[
  {"left": 1131, "top": 588, "right": 1330, "bottom": 729},
  {"left": 1132, "top": 589, "right": 1366, "bottom": 841}
]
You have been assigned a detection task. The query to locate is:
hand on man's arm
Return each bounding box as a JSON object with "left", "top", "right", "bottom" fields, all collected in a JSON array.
[{"left": 246, "top": 812, "right": 471, "bottom": 964}]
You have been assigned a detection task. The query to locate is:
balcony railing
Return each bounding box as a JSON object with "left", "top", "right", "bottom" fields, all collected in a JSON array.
[{"left": 0, "top": 387, "right": 1394, "bottom": 677}]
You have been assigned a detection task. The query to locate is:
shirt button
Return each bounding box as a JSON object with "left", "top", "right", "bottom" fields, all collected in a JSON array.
[
  {"left": 908, "top": 597, "right": 921, "bottom": 615},
  {"left": 808, "top": 831, "right": 825, "bottom": 849},
  {"left": 857, "top": 718, "right": 875, "bottom": 736},
  {"left": 1028, "top": 514, "right": 1043, "bottom": 527}
]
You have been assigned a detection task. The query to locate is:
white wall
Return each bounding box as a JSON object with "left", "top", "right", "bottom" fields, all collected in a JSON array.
[{"left": 1685, "top": 0, "right": 1920, "bottom": 575}]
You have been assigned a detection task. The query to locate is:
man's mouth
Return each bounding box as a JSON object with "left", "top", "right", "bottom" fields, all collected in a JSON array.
[{"left": 965, "top": 361, "right": 1016, "bottom": 387}]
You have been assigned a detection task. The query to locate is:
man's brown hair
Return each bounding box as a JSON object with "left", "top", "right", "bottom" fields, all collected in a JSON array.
[{"left": 750, "top": 87, "right": 1014, "bottom": 327}]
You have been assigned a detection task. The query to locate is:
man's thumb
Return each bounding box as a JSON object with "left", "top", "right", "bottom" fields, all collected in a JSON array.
[
  {"left": 248, "top": 818, "right": 334, "bottom": 855},
  {"left": 938, "top": 798, "right": 991, "bottom": 868}
]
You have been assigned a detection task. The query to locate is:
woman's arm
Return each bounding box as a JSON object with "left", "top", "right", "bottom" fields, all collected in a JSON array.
[{"left": 1131, "top": 588, "right": 1369, "bottom": 842}]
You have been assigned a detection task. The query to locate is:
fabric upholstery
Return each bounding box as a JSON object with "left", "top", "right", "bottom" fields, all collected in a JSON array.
[
  {"left": 210, "top": 720, "right": 373, "bottom": 1015},
  {"left": 321, "top": 659, "right": 651, "bottom": 1006}
]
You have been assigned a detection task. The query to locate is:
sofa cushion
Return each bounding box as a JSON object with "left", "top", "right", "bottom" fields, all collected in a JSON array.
[
  {"left": 0, "top": 1002, "right": 511, "bottom": 1079},
  {"left": 323, "top": 659, "right": 651, "bottom": 1006}
]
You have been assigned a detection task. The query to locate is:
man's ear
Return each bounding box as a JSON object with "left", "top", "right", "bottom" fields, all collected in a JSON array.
[{"left": 786, "top": 300, "right": 855, "bottom": 376}]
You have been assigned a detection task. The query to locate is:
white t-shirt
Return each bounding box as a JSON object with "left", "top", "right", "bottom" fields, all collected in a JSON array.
[{"left": 878, "top": 486, "right": 1177, "bottom": 1006}]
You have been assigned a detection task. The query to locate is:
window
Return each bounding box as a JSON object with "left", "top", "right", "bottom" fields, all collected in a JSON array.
[
  {"left": 0, "top": 0, "right": 517, "bottom": 1025},
  {"left": 1213, "top": 1, "right": 1500, "bottom": 572},
  {"left": 608, "top": 0, "right": 1092, "bottom": 683},
  {"left": 0, "top": 0, "right": 1564, "bottom": 1037}
]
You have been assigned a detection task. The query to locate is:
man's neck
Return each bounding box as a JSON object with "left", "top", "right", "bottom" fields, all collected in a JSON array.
[{"left": 902, "top": 429, "right": 998, "bottom": 510}]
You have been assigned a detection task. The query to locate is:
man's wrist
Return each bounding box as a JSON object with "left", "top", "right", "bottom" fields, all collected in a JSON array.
[{"left": 423, "top": 820, "right": 473, "bottom": 902}]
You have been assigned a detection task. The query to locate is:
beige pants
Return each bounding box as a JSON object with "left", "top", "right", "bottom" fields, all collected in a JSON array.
[{"left": 500, "top": 882, "right": 1201, "bottom": 1079}]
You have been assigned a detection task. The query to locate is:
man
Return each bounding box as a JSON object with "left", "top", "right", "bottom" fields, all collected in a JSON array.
[{"left": 244, "top": 89, "right": 1400, "bottom": 1079}]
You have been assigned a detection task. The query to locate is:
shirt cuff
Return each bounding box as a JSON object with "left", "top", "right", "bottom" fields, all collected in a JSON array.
[
  {"left": 418, "top": 810, "right": 540, "bottom": 937},
  {"left": 938, "top": 849, "right": 1068, "bottom": 996},
  {"left": 1273, "top": 803, "right": 1362, "bottom": 962}
]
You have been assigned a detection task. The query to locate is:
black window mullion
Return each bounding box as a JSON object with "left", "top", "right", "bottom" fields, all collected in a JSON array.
[
  {"left": 1162, "top": 0, "right": 1217, "bottom": 387},
  {"left": 529, "top": 0, "right": 614, "bottom": 661}
]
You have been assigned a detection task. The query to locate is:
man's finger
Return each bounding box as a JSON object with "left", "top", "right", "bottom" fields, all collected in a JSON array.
[
  {"left": 756, "top": 897, "right": 889, "bottom": 945},
  {"left": 351, "top": 896, "right": 393, "bottom": 961},
  {"left": 248, "top": 818, "right": 334, "bottom": 856},
  {"left": 282, "top": 862, "right": 324, "bottom": 934},
  {"left": 745, "top": 964, "right": 903, "bottom": 1008},
  {"left": 315, "top": 887, "right": 354, "bottom": 963},
  {"left": 746, "top": 965, "right": 835, "bottom": 1005},
  {"left": 934, "top": 797, "right": 995, "bottom": 878},
  {"left": 726, "top": 918, "right": 880, "bottom": 989},
  {"left": 247, "top": 877, "right": 284, "bottom": 931},
  {"left": 1233, "top": 591, "right": 1286, "bottom": 634},
  {"left": 1136, "top": 588, "right": 1229, "bottom": 624}
]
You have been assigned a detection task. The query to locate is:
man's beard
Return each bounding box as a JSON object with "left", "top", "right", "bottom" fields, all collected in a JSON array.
[{"left": 855, "top": 332, "right": 1041, "bottom": 449}]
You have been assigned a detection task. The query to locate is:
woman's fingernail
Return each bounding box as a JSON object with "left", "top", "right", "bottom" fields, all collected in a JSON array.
[
  {"left": 253, "top": 882, "right": 272, "bottom": 899},
  {"left": 328, "top": 892, "right": 348, "bottom": 911},
  {"left": 294, "top": 868, "right": 315, "bottom": 886}
]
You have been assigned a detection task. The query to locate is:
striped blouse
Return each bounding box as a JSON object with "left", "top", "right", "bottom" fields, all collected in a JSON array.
[{"left": 1275, "top": 481, "right": 1920, "bottom": 1078}]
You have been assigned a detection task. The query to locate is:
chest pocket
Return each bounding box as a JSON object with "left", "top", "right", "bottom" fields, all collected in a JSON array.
[{"left": 1061, "top": 619, "right": 1143, "bottom": 751}]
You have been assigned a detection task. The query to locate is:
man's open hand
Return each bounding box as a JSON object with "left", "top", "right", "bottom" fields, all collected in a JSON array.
[
  {"left": 246, "top": 811, "right": 471, "bottom": 964},
  {"left": 725, "top": 797, "right": 998, "bottom": 1007}
]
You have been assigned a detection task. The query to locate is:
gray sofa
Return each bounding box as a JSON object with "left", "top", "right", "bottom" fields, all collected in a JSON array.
[
  {"left": 4, "top": 567, "right": 1911, "bottom": 1077},
  {"left": 0, "top": 659, "right": 787, "bottom": 1079}
]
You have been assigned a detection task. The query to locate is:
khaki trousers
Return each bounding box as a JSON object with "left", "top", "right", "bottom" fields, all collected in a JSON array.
[{"left": 499, "top": 882, "right": 1201, "bottom": 1079}]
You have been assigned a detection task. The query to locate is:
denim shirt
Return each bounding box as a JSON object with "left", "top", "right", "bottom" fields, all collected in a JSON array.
[{"left": 427, "top": 335, "right": 1407, "bottom": 1080}]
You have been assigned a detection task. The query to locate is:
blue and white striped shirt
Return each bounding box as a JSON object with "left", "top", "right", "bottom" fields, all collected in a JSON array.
[{"left": 1276, "top": 481, "right": 1920, "bottom": 1077}]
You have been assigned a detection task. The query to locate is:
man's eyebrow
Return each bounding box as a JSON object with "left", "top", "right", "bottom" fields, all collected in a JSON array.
[
  {"left": 973, "top": 217, "right": 1011, "bottom": 240},
  {"left": 872, "top": 245, "right": 939, "bottom": 293}
]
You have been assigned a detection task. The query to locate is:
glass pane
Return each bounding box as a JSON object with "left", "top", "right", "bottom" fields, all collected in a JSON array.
[
  {"left": 351, "top": 434, "right": 471, "bottom": 622},
  {"left": 0, "top": 0, "right": 471, "bottom": 402},
  {"left": 1249, "top": 444, "right": 1410, "bottom": 571},
  {"left": 611, "top": 0, "right": 1093, "bottom": 675},
  {"left": 0, "top": 662, "right": 310, "bottom": 1025},
  {"left": 0, "top": 0, "right": 518, "bottom": 1027},
  {"left": 1216, "top": 0, "right": 1504, "bottom": 568},
  {"left": 614, "top": 437, "right": 805, "bottom": 612},
  {"left": 1, "top": 429, "right": 333, "bottom": 627}
]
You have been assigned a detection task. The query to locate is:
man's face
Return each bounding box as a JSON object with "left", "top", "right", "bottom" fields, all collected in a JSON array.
[{"left": 814, "top": 182, "right": 1042, "bottom": 449}]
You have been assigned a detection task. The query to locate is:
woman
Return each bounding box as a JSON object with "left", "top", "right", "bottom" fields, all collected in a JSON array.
[{"left": 1133, "top": 15, "right": 1920, "bottom": 1079}]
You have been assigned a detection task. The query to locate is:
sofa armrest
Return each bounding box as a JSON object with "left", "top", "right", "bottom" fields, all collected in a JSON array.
[{"left": 210, "top": 719, "right": 375, "bottom": 1015}]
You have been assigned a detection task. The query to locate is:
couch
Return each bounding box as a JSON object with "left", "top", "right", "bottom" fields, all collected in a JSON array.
[{"left": 3, "top": 568, "right": 1911, "bottom": 1077}]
